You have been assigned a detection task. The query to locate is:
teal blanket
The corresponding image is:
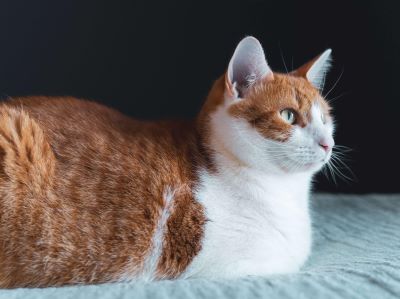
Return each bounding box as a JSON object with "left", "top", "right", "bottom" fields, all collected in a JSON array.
[{"left": 1, "top": 194, "right": 399, "bottom": 299}]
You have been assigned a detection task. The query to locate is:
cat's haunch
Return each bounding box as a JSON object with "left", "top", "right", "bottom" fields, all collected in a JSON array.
[{"left": 0, "top": 36, "right": 334, "bottom": 288}]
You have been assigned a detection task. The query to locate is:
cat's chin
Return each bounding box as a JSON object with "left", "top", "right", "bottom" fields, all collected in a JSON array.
[
  {"left": 278, "top": 161, "right": 326, "bottom": 174},
  {"left": 309, "top": 159, "right": 332, "bottom": 174}
]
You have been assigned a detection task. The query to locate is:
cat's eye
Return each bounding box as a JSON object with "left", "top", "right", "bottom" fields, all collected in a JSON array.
[{"left": 280, "top": 109, "right": 295, "bottom": 124}]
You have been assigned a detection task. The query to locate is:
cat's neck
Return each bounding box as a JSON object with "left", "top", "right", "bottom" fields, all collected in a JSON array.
[{"left": 211, "top": 142, "right": 313, "bottom": 194}]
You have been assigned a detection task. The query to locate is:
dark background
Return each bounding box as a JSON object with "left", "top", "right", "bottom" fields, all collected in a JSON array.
[{"left": 0, "top": 0, "right": 398, "bottom": 193}]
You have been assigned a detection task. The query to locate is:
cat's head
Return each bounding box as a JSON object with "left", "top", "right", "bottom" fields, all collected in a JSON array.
[{"left": 204, "top": 36, "right": 334, "bottom": 175}]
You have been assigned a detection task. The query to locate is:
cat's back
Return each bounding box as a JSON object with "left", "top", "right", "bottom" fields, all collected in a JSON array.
[
  {"left": 0, "top": 96, "right": 197, "bottom": 167},
  {"left": 1, "top": 95, "right": 165, "bottom": 144},
  {"left": 0, "top": 96, "right": 205, "bottom": 287}
]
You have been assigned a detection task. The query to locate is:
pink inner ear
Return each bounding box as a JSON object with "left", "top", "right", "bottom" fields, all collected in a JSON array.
[{"left": 227, "top": 37, "right": 273, "bottom": 97}]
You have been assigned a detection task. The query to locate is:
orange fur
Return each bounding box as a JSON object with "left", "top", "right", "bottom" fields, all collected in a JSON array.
[
  {"left": 0, "top": 49, "right": 330, "bottom": 288},
  {"left": 0, "top": 97, "right": 206, "bottom": 287}
]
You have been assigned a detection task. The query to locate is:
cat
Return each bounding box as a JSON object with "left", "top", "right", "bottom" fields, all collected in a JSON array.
[{"left": 0, "top": 36, "right": 334, "bottom": 288}]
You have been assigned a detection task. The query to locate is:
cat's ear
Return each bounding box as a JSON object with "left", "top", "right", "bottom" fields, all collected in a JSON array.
[
  {"left": 226, "top": 36, "right": 274, "bottom": 99},
  {"left": 292, "top": 49, "right": 332, "bottom": 90}
]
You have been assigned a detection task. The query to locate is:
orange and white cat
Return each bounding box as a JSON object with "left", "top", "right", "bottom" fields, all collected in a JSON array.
[{"left": 0, "top": 36, "right": 334, "bottom": 288}]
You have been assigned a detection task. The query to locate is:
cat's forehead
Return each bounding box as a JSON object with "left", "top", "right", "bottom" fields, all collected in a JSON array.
[{"left": 247, "top": 74, "right": 323, "bottom": 112}]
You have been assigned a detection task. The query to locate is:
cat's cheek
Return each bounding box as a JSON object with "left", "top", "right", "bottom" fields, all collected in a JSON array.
[
  {"left": 252, "top": 119, "right": 293, "bottom": 143},
  {"left": 286, "top": 126, "right": 303, "bottom": 145}
]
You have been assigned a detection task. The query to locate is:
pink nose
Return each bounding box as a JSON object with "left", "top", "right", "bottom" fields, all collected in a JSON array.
[{"left": 319, "top": 141, "right": 332, "bottom": 152}]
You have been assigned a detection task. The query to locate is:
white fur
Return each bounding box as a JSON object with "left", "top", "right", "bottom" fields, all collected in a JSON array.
[
  {"left": 182, "top": 96, "right": 334, "bottom": 279},
  {"left": 139, "top": 188, "right": 175, "bottom": 281},
  {"left": 306, "top": 49, "right": 332, "bottom": 90}
]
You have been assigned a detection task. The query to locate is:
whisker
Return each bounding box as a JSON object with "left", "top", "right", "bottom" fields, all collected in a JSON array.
[
  {"left": 326, "top": 91, "right": 349, "bottom": 104},
  {"left": 330, "top": 155, "right": 357, "bottom": 182},
  {"left": 324, "top": 68, "right": 344, "bottom": 98},
  {"left": 326, "top": 162, "right": 338, "bottom": 185},
  {"left": 329, "top": 158, "right": 354, "bottom": 183},
  {"left": 278, "top": 43, "right": 289, "bottom": 74},
  {"left": 333, "top": 145, "right": 353, "bottom": 152}
]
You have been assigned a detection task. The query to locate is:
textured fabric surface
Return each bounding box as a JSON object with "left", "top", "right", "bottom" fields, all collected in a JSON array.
[{"left": 0, "top": 193, "right": 399, "bottom": 299}]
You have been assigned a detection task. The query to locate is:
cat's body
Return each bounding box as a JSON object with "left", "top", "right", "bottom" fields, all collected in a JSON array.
[
  {"left": 0, "top": 37, "right": 335, "bottom": 288},
  {"left": 0, "top": 96, "right": 206, "bottom": 286}
]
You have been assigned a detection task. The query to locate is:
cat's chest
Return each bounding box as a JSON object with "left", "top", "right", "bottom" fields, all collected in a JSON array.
[{"left": 182, "top": 170, "right": 312, "bottom": 278}]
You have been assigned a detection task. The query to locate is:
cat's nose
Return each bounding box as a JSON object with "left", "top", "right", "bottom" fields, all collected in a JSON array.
[
  {"left": 318, "top": 137, "right": 334, "bottom": 152},
  {"left": 319, "top": 142, "right": 330, "bottom": 152}
]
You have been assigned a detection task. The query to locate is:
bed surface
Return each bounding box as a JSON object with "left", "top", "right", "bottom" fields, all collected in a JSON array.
[{"left": 1, "top": 194, "right": 399, "bottom": 299}]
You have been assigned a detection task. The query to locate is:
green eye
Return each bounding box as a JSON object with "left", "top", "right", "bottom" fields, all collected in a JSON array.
[{"left": 280, "top": 109, "right": 295, "bottom": 124}]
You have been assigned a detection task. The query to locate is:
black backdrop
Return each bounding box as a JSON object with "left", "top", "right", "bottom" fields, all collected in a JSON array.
[{"left": 0, "top": 0, "right": 398, "bottom": 193}]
